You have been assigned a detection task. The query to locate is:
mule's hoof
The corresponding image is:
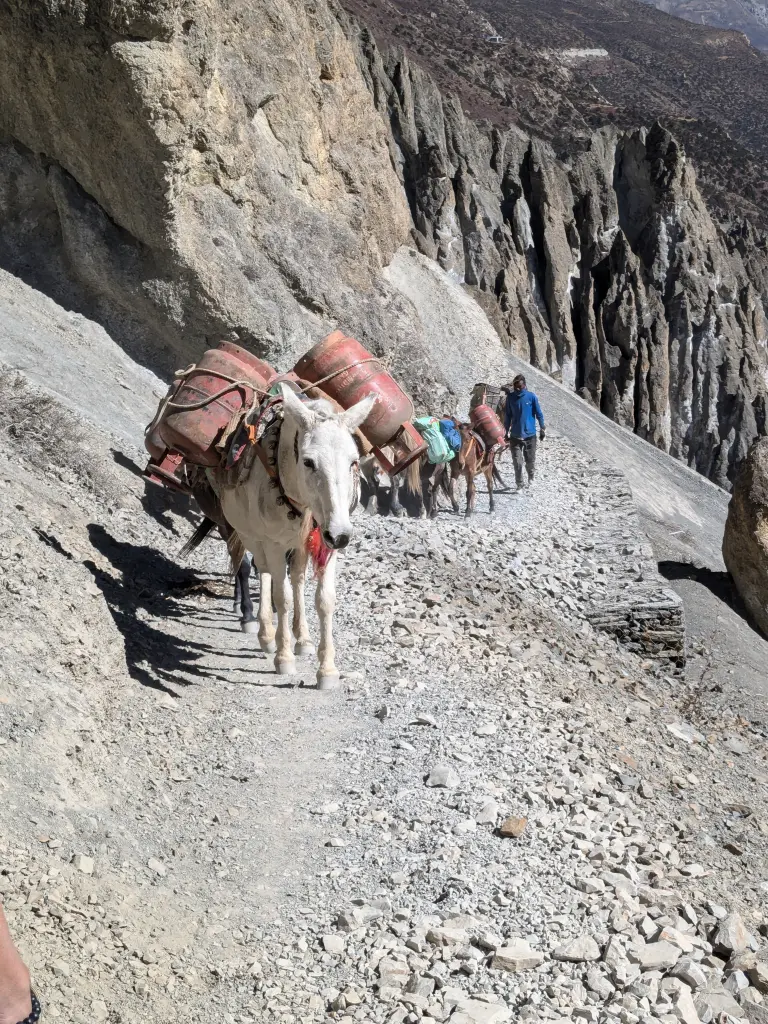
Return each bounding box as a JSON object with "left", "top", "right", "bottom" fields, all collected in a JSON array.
[
  {"left": 317, "top": 673, "right": 340, "bottom": 690},
  {"left": 260, "top": 639, "right": 277, "bottom": 654},
  {"left": 275, "top": 659, "right": 297, "bottom": 676},
  {"left": 294, "top": 641, "right": 315, "bottom": 656},
  {"left": 241, "top": 619, "right": 259, "bottom": 634}
]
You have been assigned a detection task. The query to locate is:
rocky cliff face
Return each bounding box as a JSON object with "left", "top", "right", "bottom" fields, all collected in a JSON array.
[
  {"left": 351, "top": 27, "right": 768, "bottom": 486},
  {"left": 0, "top": 0, "right": 766, "bottom": 487}
]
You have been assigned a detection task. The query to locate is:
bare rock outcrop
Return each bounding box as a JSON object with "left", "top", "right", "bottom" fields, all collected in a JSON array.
[
  {"left": 0, "top": 0, "right": 413, "bottom": 373},
  {"left": 723, "top": 437, "right": 768, "bottom": 636},
  {"left": 352, "top": 29, "right": 768, "bottom": 486},
  {"left": 0, "top": 0, "right": 766, "bottom": 488}
]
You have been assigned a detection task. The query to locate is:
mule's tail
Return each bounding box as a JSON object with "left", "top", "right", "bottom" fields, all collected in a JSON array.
[
  {"left": 179, "top": 517, "right": 216, "bottom": 560},
  {"left": 402, "top": 452, "right": 422, "bottom": 498},
  {"left": 225, "top": 529, "right": 247, "bottom": 577}
]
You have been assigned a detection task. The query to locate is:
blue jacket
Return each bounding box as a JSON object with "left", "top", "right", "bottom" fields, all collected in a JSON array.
[{"left": 504, "top": 388, "right": 545, "bottom": 439}]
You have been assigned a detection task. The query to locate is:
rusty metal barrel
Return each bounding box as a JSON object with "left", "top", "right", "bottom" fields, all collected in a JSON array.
[
  {"left": 293, "top": 331, "right": 425, "bottom": 474},
  {"left": 470, "top": 403, "right": 506, "bottom": 448},
  {"left": 158, "top": 342, "right": 276, "bottom": 466}
]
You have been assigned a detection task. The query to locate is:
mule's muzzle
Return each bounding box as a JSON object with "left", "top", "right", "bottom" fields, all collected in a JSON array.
[{"left": 323, "top": 529, "right": 350, "bottom": 550}]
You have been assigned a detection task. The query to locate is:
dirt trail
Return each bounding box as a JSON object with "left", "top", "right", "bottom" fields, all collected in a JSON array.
[{"left": 2, "top": 272, "right": 768, "bottom": 1024}]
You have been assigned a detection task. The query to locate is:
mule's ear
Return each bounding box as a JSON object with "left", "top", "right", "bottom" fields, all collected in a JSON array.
[
  {"left": 280, "top": 384, "right": 315, "bottom": 431},
  {"left": 340, "top": 394, "right": 377, "bottom": 433}
]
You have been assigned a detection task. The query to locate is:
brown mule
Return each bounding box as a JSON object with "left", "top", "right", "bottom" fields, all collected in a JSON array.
[{"left": 454, "top": 421, "right": 499, "bottom": 516}]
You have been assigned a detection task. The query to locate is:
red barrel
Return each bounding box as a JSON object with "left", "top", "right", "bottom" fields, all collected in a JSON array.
[
  {"left": 293, "top": 331, "right": 425, "bottom": 474},
  {"left": 470, "top": 403, "right": 505, "bottom": 448},
  {"left": 159, "top": 342, "right": 276, "bottom": 466}
]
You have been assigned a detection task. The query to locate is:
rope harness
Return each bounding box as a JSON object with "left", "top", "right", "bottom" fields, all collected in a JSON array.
[{"left": 149, "top": 354, "right": 378, "bottom": 574}]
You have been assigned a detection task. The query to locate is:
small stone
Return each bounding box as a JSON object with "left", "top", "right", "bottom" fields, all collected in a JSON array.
[
  {"left": 474, "top": 723, "right": 497, "bottom": 736},
  {"left": 713, "top": 913, "right": 750, "bottom": 954},
  {"left": 660, "top": 977, "right": 702, "bottom": 1024},
  {"left": 426, "top": 926, "right": 469, "bottom": 947},
  {"left": 726, "top": 971, "right": 751, "bottom": 996},
  {"left": 639, "top": 780, "right": 654, "bottom": 799},
  {"left": 72, "top": 854, "right": 94, "bottom": 875},
  {"left": 426, "top": 764, "right": 460, "bottom": 789},
  {"left": 749, "top": 961, "right": 768, "bottom": 993},
  {"left": 147, "top": 857, "right": 167, "bottom": 877},
  {"left": 413, "top": 714, "right": 437, "bottom": 727},
  {"left": 552, "top": 934, "right": 601, "bottom": 963},
  {"left": 630, "top": 940, "right": 682, "bottom": 971},
  {"left": 695, "top": 988, "right": 745, "bottom": 1020},
  {"left": 576, "top": 877, "right": 606, "bottom": 895},
  {"left": 323, "top": 934, "right": 345, "bottom": 954},
  {"left": 666, "top": 723, "right": 704, "bottom": 744},
  {"left": 491, "top": 939, "right": 544, "bottom": 972},
  {"left": 671, "top": 957, "right": 708, "bottom": 991},
  {"left": 476, "top": 800, "right": 500, "bottom": 824},
  {"left": 498, "top": 816, "right": 528, "bottom": 838},
  {"left": 657, "top": 926, "right": 695, "bottom": 954}
]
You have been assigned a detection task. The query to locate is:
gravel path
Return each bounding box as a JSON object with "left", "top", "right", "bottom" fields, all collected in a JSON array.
[{"left": 2, "top": 385, "right": 768, "bottom": 1024}]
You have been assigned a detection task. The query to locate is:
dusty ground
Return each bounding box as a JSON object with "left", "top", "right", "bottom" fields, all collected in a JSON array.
[
  {"left": 1, "top": 362, "right": 768, "bottom": 1024},
  {"left": 1, "top": 268, "right": 767, "bottom": 1024}
]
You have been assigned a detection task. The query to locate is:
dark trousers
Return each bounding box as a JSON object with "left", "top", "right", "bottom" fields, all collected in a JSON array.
[{"left": 510, "top": 436, "right": 537, "bottom": 485}]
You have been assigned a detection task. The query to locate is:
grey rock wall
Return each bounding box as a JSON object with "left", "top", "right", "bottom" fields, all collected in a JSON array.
[
  {"left": 0, "top": 0, "right": 765, "bottom": 488},
  {"left": 350, "top": 25, "right": 768, "bottom": 487}
]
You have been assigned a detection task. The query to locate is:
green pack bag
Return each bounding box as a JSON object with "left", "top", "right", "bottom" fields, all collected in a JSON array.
[{"left": 414, "top": 416, "right": 455, "bottom": 464}]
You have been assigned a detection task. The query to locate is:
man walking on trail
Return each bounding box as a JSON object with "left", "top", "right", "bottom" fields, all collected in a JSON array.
[{"left": 503, "top": 374, "right": 545, "bottom": 489}]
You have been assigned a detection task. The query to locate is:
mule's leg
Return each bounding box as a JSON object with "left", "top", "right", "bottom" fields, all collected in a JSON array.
[
  {"left": 429, "top": 465, "right": 443, "bottom": 519},
  {"left": 315, "top": 553, "right": 339, "bottom": 689},
  {"left": 239, "top": 554, "right": 258, "bottom": 632},
  {"left": 253, "top": 542, "right": 276, "bottom": 654},
  {"left": 233, "top": 569, "right": 242, "bottom": 614},
  {"left": 486, "top": 463, "right": 495, "bottom": 513},
  {"left": 465, "top": 470, "right": 476, "bottom": 516},
  {"left": 389, "top": 478, "right": 406, "bottom": 517},
  {"left": 448, "top": 461, "right": 461, "bottom": 513},
  {"left": 291, "top": 546, "right": 314, "bottom": 655},
  {"left": 264, "top": 542, "right": 295, "bottom": 676}
]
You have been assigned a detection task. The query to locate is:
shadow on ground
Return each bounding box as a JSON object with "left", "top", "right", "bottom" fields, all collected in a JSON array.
[
  {"left": 111, "top": 448, "right": 197, "bottom": 533},
  {"left": 84, "top": 522, "right": 227, "bottom": 694},
  {"left": 657, "top": 559, "right": 762, "bottom": 635}
]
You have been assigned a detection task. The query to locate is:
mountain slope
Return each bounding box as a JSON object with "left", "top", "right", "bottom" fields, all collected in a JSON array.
[
  {"left": 343, "top": 0, "right": 768, "bottom": 227},
  {"left": 638, "top": 0, "right": 768, "bottom": 51},
  {"left": 0, "top": 0, "right": 766, "bottom": 487}
]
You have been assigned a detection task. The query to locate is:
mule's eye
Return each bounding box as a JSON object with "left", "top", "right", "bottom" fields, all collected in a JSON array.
[{"left": 303, "top": 458, "right": 316, "bottom": 471}]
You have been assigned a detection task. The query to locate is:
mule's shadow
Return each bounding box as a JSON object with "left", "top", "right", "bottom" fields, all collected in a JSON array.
[
  {"left": 85, "top": 523, "right": 221, "bottom": 695},
  {"left": 110, "top": 448, "right": 197, "bottom": 533}
]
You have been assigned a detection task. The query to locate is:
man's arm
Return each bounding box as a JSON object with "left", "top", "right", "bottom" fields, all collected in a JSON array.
[{"left": 533, "top": 395, "right": 545, "bottom": 437}]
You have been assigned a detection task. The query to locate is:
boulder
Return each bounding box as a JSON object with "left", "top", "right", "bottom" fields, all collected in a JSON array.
[{"left": 723, "top": 438, "right": 768, "bottom": 637}]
